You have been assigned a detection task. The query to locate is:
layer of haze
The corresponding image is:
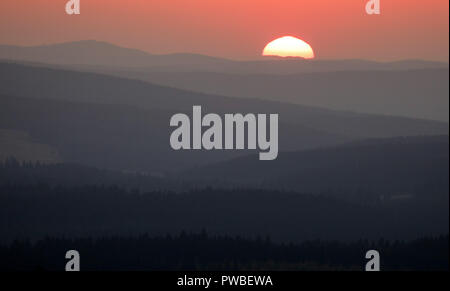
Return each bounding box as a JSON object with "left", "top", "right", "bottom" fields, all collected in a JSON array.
[{"left": 0, "top": 0, "right": 448, "bottom": 61}]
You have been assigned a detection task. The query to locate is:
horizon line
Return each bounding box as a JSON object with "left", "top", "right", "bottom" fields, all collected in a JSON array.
[{"left": 0, "top": 39, "right": 449, "bottom": 64}]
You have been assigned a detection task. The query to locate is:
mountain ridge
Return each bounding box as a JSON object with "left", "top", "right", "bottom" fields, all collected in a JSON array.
[{"left": 0, "top": 40, "right": 447, "bottom": 73}]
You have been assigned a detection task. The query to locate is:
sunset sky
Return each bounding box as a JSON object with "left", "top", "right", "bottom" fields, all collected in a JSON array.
[{"left": 0, "top": 0, "right": 448, "bottom": 61}]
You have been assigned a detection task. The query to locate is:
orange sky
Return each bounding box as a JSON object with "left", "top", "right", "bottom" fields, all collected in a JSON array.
[{"left": 0, "top": 0, "right": 448, "bottom": 61}]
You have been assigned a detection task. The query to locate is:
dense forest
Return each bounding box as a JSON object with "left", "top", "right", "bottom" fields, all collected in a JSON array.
[{"left": 0, "top": 138, "right": 448, "bottom": 270}]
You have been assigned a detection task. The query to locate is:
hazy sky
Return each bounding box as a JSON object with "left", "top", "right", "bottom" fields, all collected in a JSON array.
[{"left": 0, "top": 0, "right": 448, "bottom": 61}]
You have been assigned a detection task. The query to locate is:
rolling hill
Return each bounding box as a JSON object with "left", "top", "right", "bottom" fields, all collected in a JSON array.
[
  {"left": 183, "top": 135, "right": 449, "bottom": 201},
  {"left": 111, "top": 69, "right": 449, "bottom": 121}
]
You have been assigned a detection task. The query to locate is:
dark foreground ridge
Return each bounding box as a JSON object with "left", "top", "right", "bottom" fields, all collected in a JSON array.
[
  {"left": 0, "top": 232, "right": 448, "bottom": 271},
  {"left": 0, "top": 183, "right": 448, "bottom": 243}
]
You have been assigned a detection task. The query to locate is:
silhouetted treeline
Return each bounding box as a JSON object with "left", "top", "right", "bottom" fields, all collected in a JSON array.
[
  {"left": 0, "top": 232, "right": 447, "bottom": 271},
  {"left": 0, "top": 184, "right": 447, "bottom": 243}
]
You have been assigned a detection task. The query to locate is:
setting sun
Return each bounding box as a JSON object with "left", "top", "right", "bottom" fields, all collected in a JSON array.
[{"left": 262, "top": 36, "right": 315, "bottom": 59}]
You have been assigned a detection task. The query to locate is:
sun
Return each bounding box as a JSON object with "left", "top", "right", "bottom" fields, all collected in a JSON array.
[{"left": 262, "top": 36, "right": 315, "bottom": 59}]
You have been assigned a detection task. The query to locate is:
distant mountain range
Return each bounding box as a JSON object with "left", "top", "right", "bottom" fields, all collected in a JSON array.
[
  {"left": 0, "top": 40, "right": 448, "bottom": 73},
  {"left": 1, "top": 40, "right": 448, "bottom": 121},
  {"left": 0, "top": 62, "right": 448, "bottom": 172}
]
